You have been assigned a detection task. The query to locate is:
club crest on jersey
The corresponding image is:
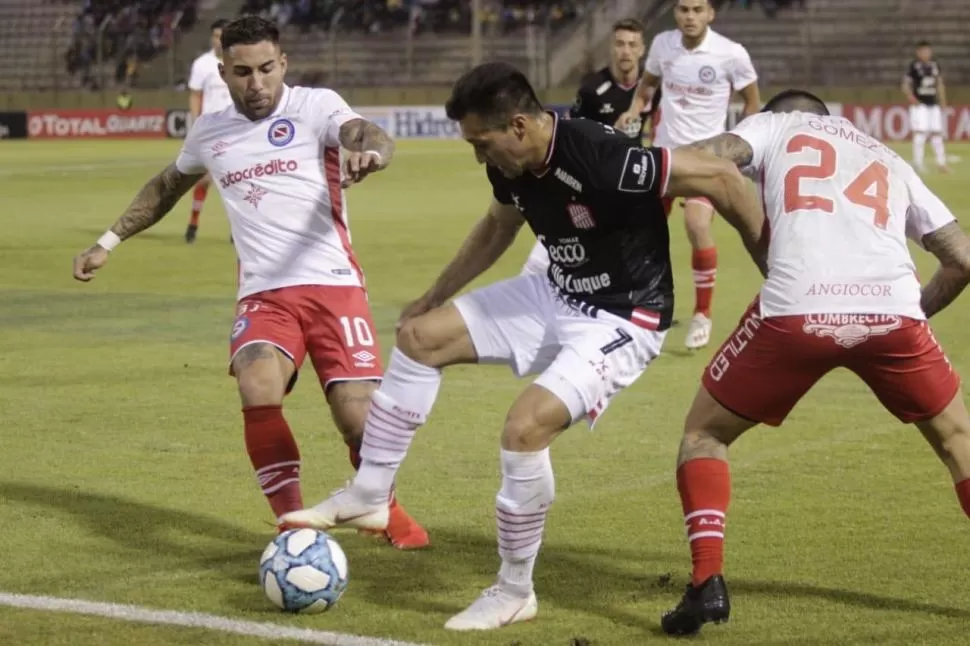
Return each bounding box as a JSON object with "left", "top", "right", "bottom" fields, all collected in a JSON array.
[
  {"left": 698, "top": 65, "right": 717, "bottom": 83},
  {"left": 567, "top": 203, "right": 596, "bottom": 229},
  {"left": 231, "top": 317, "right": 250, "bottom": 341},
  {"left": 267, "top": 118, "right": 295, "bottom": 147}
]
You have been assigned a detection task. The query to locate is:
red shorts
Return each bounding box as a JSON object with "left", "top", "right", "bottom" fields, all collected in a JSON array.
[
  {"left": 703, "top": 300, "right": 961, "bottom": 426},
  {"left": 229, "top": 285, "right": 383, "bottom": 392}
]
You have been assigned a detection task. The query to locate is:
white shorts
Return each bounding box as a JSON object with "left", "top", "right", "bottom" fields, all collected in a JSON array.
[
  {"left": 519, "top": 239, "right": 550, "bottom": 277},
  {"left": 453, "top": 274, "right": 667, "bottom": 428},
  {"left": 910, "top": 104, "right": 944, "bottom": 133}
]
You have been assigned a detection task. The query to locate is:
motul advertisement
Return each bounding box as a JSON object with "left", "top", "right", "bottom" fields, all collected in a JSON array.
[
  {"left": 27, "top": 109, "right": 167, "bottom": 139},
  {"left": 842, "top": 104, "right": 970, "bottom": 141}
]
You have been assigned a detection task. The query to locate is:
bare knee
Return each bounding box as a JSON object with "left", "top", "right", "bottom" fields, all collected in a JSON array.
[
  {"left": 502, "top": 386, "right": 572, "bottom": 452},
  {"left": 326, "top": 380, "right": 377, "bottom": 444},
  {"left": 395, "top": 304, "right": 476, "bottom": 368},
  {"left": 684, "top": 204, "right": 715, "bottom": 249},
  {"left": 233, "top": 344, "right": 292, "bottom": 408},
  {"left": 396, "top": 317, "right": 437, "bottom": 364}
]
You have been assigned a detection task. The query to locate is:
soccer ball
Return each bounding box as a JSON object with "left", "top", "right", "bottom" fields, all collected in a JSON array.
[{"left": 259, "top": 528, "right": 349, "bottom": 614}]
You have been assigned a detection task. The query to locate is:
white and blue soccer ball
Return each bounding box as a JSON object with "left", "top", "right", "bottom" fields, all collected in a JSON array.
[{"left": 259, "top": 528, "right": 349, "bottom": 614}]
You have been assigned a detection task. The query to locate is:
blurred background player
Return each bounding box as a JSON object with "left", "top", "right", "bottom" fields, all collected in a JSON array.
[
  {"left": 72, "top": 16, "right": 428, "bottom": 550},
  {"left": 617, "top": 0, "right": 760, "bottom": 349},
  {"left": 519, "top": 18, "right": 654, "bottom": 278},
  {"left": 903, "top": 40, "right": 949, "bottom": 174},
  {"left": 184, "top": 19, "right": 232, "bottom": 244},
  {"left": 661, "top": 90, "right": 970, "bottom": 635}
]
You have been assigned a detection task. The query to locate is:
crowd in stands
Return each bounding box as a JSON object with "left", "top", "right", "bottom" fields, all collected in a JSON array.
[
  {"left": 712, "top": 0, "right": 806, "bottom": 17},
  {"left": 237, "top": 0, "right": 584, "bottom": 35},
  {"left": 66, "top": 0, "right": 197, "bottom": 88}
]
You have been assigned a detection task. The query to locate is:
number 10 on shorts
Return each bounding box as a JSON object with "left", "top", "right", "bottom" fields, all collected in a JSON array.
[{"left": 339, "top": 316, "right": 375, "bottom": 347}]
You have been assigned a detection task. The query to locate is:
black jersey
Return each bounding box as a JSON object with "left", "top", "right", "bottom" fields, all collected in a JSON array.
[
  {"left": 569, "top": 66, "right": 656, "bottom": 137},
  {"left": 488, "top": 113, "right": 674, "bottom": 329},
  {"left": 907, "top": 59, "right": 942, "bottom": 106}
]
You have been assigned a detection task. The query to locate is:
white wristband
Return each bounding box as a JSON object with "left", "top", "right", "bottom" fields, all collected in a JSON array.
[
  {"left": 97, "top": 231, "right": 122, "bottom": 251},
  {"left": 364, "top": 150, "right": 383, "bottom": 165}
]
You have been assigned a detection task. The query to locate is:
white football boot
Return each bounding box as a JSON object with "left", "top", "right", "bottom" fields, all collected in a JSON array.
[
  {"left": 444, "top": 584, "right": 538, "bottom": 631},
  {"left": 279, "top": 485, "right": 388, "bottom": 532},
  {"left": 685, "top": 313, "right": 713, "bottom": 350}
]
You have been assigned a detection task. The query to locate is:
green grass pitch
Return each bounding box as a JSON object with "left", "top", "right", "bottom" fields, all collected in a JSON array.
[{"left": 0, "top": 139, "right": 968, "bottom": 645}]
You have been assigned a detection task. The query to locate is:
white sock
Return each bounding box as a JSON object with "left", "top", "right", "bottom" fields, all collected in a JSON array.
[
  {"left": 931, "top": 134, "right": 947, "bottom": 167},
  {"left": 496, "top": 448, "right": 555, "bottom": 597},
  {"left": 913, "top": 132, "right": 927, "bottom": 169},
  {"left": 354, "top": 348, "right": 441, "bottom": 505}
]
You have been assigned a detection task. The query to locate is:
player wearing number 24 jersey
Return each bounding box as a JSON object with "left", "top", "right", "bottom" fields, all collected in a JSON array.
[
  {"left": 71, "top": 16, "right": 428, "bottom": 550},
  {"left": 660, "top": 89, "right": 970, "bottom": 636}
]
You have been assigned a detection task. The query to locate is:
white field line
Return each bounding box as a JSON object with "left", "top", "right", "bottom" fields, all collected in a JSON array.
[{"left": 0, "top": 592, "right": 430, "bottom": 646}]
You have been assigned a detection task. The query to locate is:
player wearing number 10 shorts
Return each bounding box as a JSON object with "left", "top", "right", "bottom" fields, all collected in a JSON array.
[{"left": 658, "top": 89, "right": 970, "bottom": 636}]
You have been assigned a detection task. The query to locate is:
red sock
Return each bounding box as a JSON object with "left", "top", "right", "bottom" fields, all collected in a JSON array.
[
  {"left": 243, "top": 405, "right": 303, "bottom": 519},
  {"left": 692, "top": 247, "right": 718, "bottom": 317},
  {"left": 677, "top": 458, "right": 731, "bottom": 586},
  {"left": 956, "top": 478, "right": 970, "bottom": 517},
  {"left": 189, "top": 183, "right": 208, "bottom": 227}
]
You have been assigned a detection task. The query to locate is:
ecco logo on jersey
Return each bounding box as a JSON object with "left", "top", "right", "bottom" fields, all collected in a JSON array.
[
  {"left": 220, "top": 159, "right": 298, "bottom": 188},
  {"left": 554, "top": 167, "right": 583, "bottom": 192},
  {"left": 268, "top": 118, "right": 295, "bottom": 147},
  {"left": 547, "top": 238, "right": 588, "bottom": 267},
  {"left": 698, "top": 65, "right": 717, "bottom": 83}
]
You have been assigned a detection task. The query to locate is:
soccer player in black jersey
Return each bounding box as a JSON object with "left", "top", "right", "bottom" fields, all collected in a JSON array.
[
  {"left": 570, "top": 18, "right": 650, "bottom": 137},
  {"left": 279, "top": 62, "right": 765, "bottom": 632},
  {"left": 520, "top": 18, "right": 662, "bottom": 277},
  {"left": 902, "top": 40, "right": 949, "bottom": 173}
]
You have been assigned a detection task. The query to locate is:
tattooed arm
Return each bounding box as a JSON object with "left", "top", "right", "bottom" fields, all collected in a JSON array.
[
  {"left": 920, "top": 222, "right": 970, "bottom": 317},
  {"left": 110, "top": 164, "right": 204, "bottom": 240},
  {"left": 337, "top": 118, "right": 395, "bottom": 187},
  {"left": 684, "top": 132, "right": 755, "bottom": 167},
  {"left": 72, "top": 163, "right": 203, "bottom": 282},
  {"left": 676, "top": 134, "right": 767, "bottom": 276}
]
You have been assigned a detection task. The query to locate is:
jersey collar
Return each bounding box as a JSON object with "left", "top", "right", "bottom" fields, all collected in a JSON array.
[
  {"left": 681, "top": 27, "right": 714, "bottom": 53},
  {"left": 531, "top": 110, "right": 560, "bottom": 178}
]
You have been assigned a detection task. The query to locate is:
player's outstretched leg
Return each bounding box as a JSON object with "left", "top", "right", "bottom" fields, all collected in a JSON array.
[
  {"left": 328, "top": 380, "right": 429, "bottom": 550},
  {"left": 279, "top": 304, "right": 476, "bottom": 532},
  {"left": 234, "top": 343, "right": 305, "bottom": 520},
  {"left": 916, "top": 393, "right": 970, "bottom": 518},
  {"left": 445, "top": 384, "right": 570, "bottom": 631},
  {"left": 662, "top": 386, "right": 755, "bottom": 636},
  {"left": 684, "top": 200, "right": 716, "bottom": 349},
  {"left": 185, "top": 175, "right": 211, "bottom": 243}
]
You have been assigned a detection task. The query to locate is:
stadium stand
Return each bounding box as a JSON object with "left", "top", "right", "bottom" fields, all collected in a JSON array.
[{"left": 3, "top": 0, "right": 969, "bottom": 92}]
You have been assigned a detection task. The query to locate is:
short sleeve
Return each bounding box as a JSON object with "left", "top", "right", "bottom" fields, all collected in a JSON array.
[
  {"left": 726, "top": 44, "right": 758, "bottom": 91},
  {"left": 728, "top": 112, "right": 776, "bottom": 173},
  {"left": 188, "top": 58, "right": 206, "bottom": 92},
  {"left": 645, "top": 35, "right": 663, "bottom": 77},
  {"left": 486, "top": 164, "right": 515, "bottom": 204},
  {"left": 310, "top": 89, "right": 364, "bottom": 147},
  {"left": 175, "top": 117, "right": 206, "bottom": 175},
  {"left": 905, "top": 171, "right": 956, "bottom": 247},
  {"left": 586, "top": 133, "right": 668, "bottom": 196}
]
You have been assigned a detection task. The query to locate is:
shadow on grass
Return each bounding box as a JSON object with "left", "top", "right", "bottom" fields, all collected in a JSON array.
[{"left": 5, "top": 481, "right": 969, "bottom": 638}]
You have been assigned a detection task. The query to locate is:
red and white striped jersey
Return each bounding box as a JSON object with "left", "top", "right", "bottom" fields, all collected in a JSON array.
[{"left": 176, "top": 85, "right": 365, "bottom": 299}]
